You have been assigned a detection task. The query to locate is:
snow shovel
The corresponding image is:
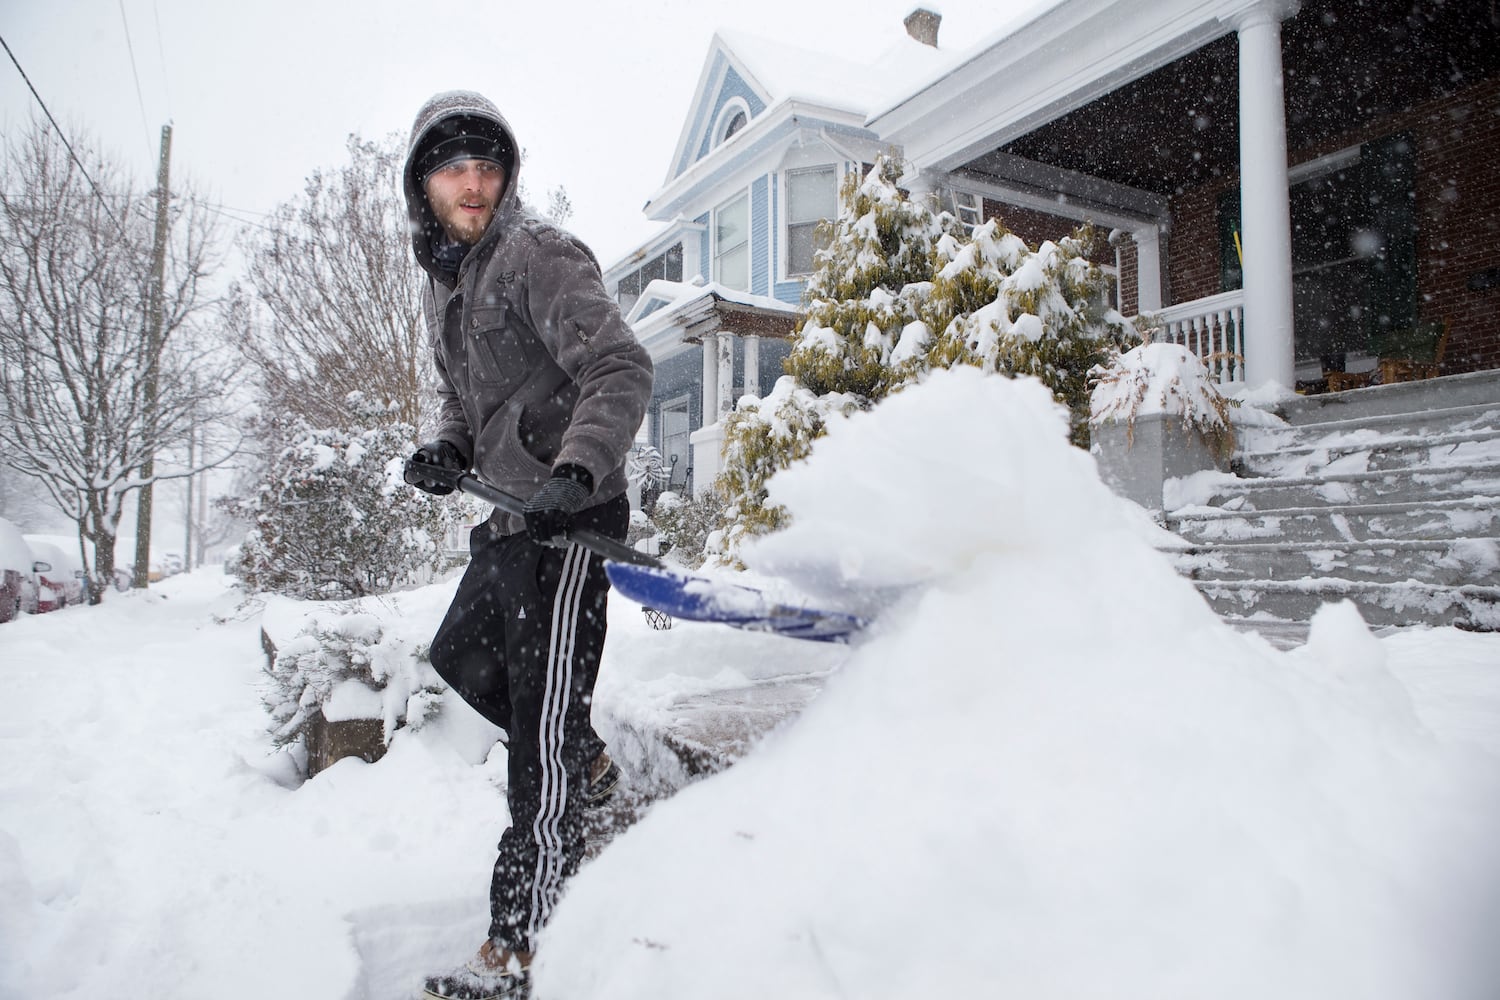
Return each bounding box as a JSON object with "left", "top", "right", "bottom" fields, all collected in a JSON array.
[{"left": 421, "top": 469, "right": 867, "bottom": 642}]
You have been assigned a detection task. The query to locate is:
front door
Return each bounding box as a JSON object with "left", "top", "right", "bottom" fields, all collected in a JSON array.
[{"left": 659, "top": 394, "right": 692, "bottom": 495}]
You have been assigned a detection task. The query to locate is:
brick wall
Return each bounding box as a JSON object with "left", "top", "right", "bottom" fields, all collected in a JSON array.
[
  {"left": 1415, "top": 76, "right": 1500, "bottom": 373},
  {"left": 1168, "top": 181, "right": 1235, "bottom": 306},
  {"left": 1117, "top": 237, "right": 1140, "bottom": 316},
  {"left": 1167, "top": 74, "right": 1500, "bottom": 373}
]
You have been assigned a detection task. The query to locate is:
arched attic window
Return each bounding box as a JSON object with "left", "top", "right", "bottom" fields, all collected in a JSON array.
[{"left": 714, "top": 99, "right": 751, "bottom": 148}]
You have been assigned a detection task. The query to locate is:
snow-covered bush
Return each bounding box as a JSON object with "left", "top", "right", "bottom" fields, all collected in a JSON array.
[
  {"left": 1089, "top": 342, "right": 1237, "bottom": 460},
  {"left": 787, "top": 156, "right": 1133, "bottom": 442},
  {"left": 712, "top": 155, "right": 1136, "bottom": 554},
  {"left": 787, "top": 158, "right": 971, "bottom": 401},
  {"left": 224, "top": 394, "right": 467, "bottom": 599},
  {"left": 648, "top": 489, "right": 727, "bottom": 569},
  {"left": 262, "top": 599, "right": 445, "bottom": 752}
]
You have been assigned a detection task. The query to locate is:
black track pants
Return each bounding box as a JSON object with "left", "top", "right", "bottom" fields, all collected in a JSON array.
[{"left": 428, "top": 494, "right": 628, "bottom": 953}]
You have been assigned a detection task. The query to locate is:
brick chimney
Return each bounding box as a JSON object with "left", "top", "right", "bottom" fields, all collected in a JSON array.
[{"left": 904, "top": 8, "right": 942, "bottom": 47}]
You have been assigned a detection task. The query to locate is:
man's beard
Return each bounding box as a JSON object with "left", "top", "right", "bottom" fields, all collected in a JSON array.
[{"left": 435, "top": 198, "right": 494, "bottom": 245}]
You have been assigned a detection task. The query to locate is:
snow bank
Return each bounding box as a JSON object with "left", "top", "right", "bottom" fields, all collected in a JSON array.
[{"left": 537, "top": 368, "right": 1500, "bottom": 1000}]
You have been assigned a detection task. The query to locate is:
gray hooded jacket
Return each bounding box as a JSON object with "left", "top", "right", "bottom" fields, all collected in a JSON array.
[{"left": 404, "top": 91, "right": 652, "bottom": 532}]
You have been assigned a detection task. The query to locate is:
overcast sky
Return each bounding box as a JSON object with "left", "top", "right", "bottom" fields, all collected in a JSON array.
[{"left": 1, "top": 0, "right": 1029, "bottom": 267}]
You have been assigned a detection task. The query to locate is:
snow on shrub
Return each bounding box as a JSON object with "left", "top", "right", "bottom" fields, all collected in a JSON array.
[
  {"left": 261, "top": 593, "right": 447, "bottom": 753},
  {"left": 224, "top": 393, "right": 468, "bottom": 599},
  {"left": 1089, "top": 342, "right": 1237, "bottom": 460}
]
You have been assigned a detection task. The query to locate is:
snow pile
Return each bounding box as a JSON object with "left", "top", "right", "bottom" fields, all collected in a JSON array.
[
  {"left": 537, "top": 367, "right": 1500, "bottom": 1000},
  {"left": 0, "top": 516, "right": 35, "bottom": 573}
]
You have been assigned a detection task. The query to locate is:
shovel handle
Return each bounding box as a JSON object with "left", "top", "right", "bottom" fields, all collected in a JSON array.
[{"left": 452, "top": 473, "right": 663, "bottom": 569}]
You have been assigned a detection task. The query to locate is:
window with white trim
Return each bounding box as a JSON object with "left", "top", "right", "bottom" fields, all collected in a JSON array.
[
  {"left": 785, "top": 166, "right": 837, "bottom": 277},
  {"left": 714, "top": 100, "right": 751, "bottom": 148},
  {"left": 714, "top": 192, "right": 749, "bottom": 291}
]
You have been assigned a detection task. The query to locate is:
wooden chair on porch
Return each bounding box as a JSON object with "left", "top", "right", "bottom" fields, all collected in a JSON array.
[{"left": 1372, "top": 318, "right": 1450, "bottom": 384}]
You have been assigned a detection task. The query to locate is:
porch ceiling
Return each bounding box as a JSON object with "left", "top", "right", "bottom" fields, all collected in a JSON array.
[{"left": 991, "top": 0, "right": 1500, "bottom": 197}]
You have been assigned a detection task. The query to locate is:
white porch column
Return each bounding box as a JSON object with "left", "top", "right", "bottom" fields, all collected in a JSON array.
[
  {"left": 716, "top": 333, "right": 736, "bottom": 420},
  {"left": 688, "top": 423, "right": 724, "bottom": 497},
  {"left": 1235, "top": 0, "right": 1298, "bottom": 389},
  {"left": 1133, "top": 227, "right": 1163, "bottom": 312},
  {"left": 743, "top": 334, "right": 760, "bottom": 398},
  {"left": 679, "top": 226, "right": 705, "bottom": 282},
  {"left": 700, "top": 333, "right": 719, "bottom": 427}
]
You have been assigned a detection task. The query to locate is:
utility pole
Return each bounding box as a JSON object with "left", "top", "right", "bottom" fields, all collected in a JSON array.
[
  {"left": 133, "top": 123, "right": 171, "bottom": 589},
  {"left": 183, "top": 418, "right": 194, "bottom": 572},
  {"left": 196, "top": 426, "right": 208, "bottom": 568}
]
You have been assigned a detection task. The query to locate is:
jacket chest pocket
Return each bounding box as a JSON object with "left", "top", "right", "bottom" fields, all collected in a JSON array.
[{"left": 466, "top": 306, "right": 531, "bottom": 395}]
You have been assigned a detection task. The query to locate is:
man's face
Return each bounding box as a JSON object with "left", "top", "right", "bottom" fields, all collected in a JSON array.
[{"left": 425, "top": 159, "right": 506, "bottom": 245}]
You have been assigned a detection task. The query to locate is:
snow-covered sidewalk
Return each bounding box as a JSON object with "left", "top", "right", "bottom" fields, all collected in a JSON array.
[{"left": 0, "top": 567, "right": 843, "bottom": 1000}]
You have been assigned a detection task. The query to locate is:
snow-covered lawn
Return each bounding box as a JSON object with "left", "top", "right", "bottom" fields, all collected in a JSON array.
[{"left": 2, "top": 370, "right": 1498, "bottom": 1000}]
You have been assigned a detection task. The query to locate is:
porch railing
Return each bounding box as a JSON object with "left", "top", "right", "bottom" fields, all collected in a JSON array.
[{"left": 1135, "top": 289, "right": 1245, "bottom": 384}]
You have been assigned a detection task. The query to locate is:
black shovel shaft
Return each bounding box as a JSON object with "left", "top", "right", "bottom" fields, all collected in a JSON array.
[{"left": 455, "top": 473, "right": 663, "bottom": 569}]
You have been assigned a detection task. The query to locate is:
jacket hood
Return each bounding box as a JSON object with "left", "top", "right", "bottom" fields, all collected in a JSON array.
[{"left": 404, "top": 90, "right": 522, "bottom": 283}]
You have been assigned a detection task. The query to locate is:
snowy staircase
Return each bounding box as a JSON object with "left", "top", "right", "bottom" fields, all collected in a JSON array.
[{"left": 1164, "top": 370, "right": 1500, "bottom": 632}]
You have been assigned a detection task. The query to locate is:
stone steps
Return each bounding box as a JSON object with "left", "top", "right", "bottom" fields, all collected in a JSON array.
[
  {"left": 1237, "top": 426, "right": 1500, "bottom": 478},
  {"left": 1239, "top": 400, "right": 1500, "bottom": 448},
  {"left": 1160, "top": 370, "right": 1500, "bottom": 631},
  {"left": 1195, "top": 578, "right": 1500, "bottom": 631},
  {"left": 1173, "top": 536, "right": 1500, "bottom": 587},
  {"left": 1168, "top": 497, "right": 1499, "bottom": 545},
  {"left": 1193, "top": 463, "right": 1500, "bottom": 509}
]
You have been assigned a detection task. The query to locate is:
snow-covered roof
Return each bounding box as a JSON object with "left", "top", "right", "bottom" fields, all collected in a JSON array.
[
  {"left": 601, "top": 217, "right": 707, "bottom": 286},
  {"left": 628, "top": 278, "right": 798, "bottom": 331},
  {"left": 712, "top": 28, "right": 955, "bottom": 118},
  {"left": 864, "top": 0, "right": 1070, "bottom": 121}
]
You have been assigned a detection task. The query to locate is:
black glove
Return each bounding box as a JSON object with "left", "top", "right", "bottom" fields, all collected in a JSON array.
[
  {"left": 403, "top": 440, "right": 468, "bottom": 496},
  {"left": 523, "top": 464, "right": 594, "bottom": 546}
]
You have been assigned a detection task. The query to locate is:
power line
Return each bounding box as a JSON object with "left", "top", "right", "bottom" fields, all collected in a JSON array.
[
  {"left": 0, "top": 32, "right": 130, "bottom": 238},
  {"left": 117, "top": 0, "right": 155, "bottom": 162},
  {"left": 192, "top": 199, "right": 281, "bottom": 234}
]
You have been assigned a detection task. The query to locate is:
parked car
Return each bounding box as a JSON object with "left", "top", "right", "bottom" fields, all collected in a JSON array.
[
  {"left": 23, "top": 537, "right": 86, "bottom": 612},
  {"left": 0, "top": 518, "right": 44, "bottom": 622}
]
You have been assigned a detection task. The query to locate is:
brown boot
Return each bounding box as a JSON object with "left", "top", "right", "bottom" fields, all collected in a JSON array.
[
  {"left": 586, "top": 750, "right": 621, "bottom": 805},
  {"left": 422, "top": 940, "right": 530, "bottom": 1000}
]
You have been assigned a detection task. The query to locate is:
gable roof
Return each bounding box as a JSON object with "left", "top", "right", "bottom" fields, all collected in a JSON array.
[{"left": 663, "top": 27, "right": 958, "bottom": 187}]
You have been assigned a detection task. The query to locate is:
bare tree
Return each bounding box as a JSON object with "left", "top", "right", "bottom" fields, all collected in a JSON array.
[
  {"left": 229, "top": 134, "right": 431, "bottom": 434},
  {"left": 545, "top": 186, "right": 573, "bottom": 227},
  {"left": 0, "top": 116, "right": 236, "bottom": 600}
]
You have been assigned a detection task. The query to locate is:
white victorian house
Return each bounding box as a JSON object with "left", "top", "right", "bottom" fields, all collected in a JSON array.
[{"left": 608, "top": 0, "right": 1500, "bottom": 497}]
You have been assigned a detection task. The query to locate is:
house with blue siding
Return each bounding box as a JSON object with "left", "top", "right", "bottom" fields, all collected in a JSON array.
[{"left": 603, "top": 21, "right": 948, "bottom": 496}]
